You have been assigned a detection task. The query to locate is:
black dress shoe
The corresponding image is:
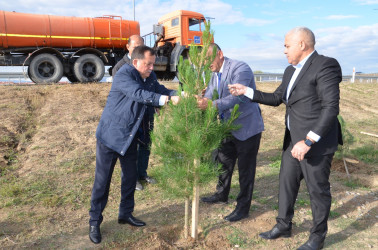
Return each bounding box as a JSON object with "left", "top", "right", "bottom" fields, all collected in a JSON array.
[
  {"left": 297, "top": 239, "right": 324, "bottom": 250},
  {"left": 89, "top": 225, "right": 101, "bottom": 244},
  {"left": 118, "top": 215, "right": 146, "bottom": 227},
  {"left": 201, "top": 194, "right": 228, "bottom": 204},
  {"left": 259, "top": 225, "right": 291, "bottom": 239},
  {"left": 224, "top": 210, "right": 249, "bottom": 222}
]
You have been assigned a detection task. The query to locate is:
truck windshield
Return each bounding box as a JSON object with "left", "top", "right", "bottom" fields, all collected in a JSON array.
[{"left": 189, "top": 18, "right": 205, "bottom": 32}]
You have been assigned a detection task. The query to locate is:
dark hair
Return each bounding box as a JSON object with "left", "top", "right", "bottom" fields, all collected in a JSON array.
[
  {"left": 209, "top": 43, "right": 221, "bottom": 52},
  {"left": 131, "top": 45, "right": 156, "bottom": 61}
]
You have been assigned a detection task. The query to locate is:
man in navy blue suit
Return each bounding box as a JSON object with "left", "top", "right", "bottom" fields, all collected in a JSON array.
[{"left": 89, "top": 46, "right": 179, "bottom": 244}]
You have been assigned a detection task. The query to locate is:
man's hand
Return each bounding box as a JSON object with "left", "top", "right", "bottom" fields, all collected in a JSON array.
[
  {"left": 201, "top": 87, "right": 207, "bottom": 97},
  {"left": 228, "top": 83, "right": 247, "bottom": 96},
  {"left": 197, "top": 96, "right": 210, "bottom": 110},
  {"left": 291, "top": 140, "right": 311, "bottom": 161},
  {"left": 171, "top": 96, "right": 180, "bottom": 105},
  {"left": 165, "top": 96, "right": 180, "bottom": 105}
]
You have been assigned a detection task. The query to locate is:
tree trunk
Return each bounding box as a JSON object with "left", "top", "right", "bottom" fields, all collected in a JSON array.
[
  {"left": 184, "top": 197, "right": 189, "bottom": 238},
  {"left": 191, "top": 159, "right": 200, "bottom": 239}
]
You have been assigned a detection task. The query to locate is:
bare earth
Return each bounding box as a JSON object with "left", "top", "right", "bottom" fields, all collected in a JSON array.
[{"left": 0, "top": 81, "right": 376, "bottom": 249}]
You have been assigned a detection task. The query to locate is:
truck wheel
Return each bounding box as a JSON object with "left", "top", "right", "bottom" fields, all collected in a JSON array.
[
  {"left": 73, "top": 54, "right": 104, "bottom": 83},
  {"left": 29, "top": 53, "right": 63, "bottom": 83}
]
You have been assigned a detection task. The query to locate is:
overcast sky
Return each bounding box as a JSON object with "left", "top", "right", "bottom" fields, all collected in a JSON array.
[{"left": 2, "top": 0, "right": 378, "bottom": 74}]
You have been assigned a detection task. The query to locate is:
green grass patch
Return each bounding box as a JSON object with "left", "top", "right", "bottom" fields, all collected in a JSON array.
[
  {"left": 271, "top": 204, "right": 279, "bottom": 210},
  {"left": 350, "top": 145, "right": 377, "bottom": 165},
  {"left": 296, "top": 198, "right": 310, "bottom": 207},
  {"left": 343, "top": 178, "right": 370, "bottom": 189},
  {"left": 268, "top": 154, "right": 282, "bottom": 169},
  {"left": 226, "top": 226, "right": 249, "bottom": 247},
  {"left": 329, "top": 210, "right": 341, "bottom": 219}
]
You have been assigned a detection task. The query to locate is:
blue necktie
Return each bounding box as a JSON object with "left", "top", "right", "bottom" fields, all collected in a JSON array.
[{"left": 217, "top": 72, "right": 222, "bottom": 96}]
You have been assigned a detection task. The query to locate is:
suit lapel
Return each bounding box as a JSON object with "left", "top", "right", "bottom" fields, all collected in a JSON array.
[
  {"left": 287, "top": 51, "right": 318, "bottom": 100},
  {"left": 282, "top": 66, "right": 295, "bottom": 103},
  {"left": 219, "top": 57, "right": 231, "bottom": 98}
]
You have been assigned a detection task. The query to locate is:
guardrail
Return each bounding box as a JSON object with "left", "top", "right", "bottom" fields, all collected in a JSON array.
[
  {"left": 253, "top": 73, "right": 378, "bottom": 83},
  {"left": 0, "top": 71, "right": 112, "bottom": 84},
  {"left": 1, "top": 71, "right": 377, "bottom": 84}
]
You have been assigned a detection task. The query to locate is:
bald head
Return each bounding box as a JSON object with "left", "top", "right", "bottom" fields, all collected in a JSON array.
[
  {"left": 284, "top": 27, "right": 315, "bottom": 66},
  {"left": 127, "top": 35, "right": 144, "bottom": 56},
  {"left": 286, "top": 27, "right": 315, "bottom": 49}
]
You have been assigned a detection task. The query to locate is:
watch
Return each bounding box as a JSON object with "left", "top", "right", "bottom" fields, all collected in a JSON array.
[{"left": 304, "top": 139, "right": 314, "bottom": 147}]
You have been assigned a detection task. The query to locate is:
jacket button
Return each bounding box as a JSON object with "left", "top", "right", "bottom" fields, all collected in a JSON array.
[{"left": 130, "top": 134, "right": 132, "bottom": 136}]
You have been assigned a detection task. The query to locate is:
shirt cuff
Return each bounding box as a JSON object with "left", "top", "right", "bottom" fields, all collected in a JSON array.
[
  {"left": 159, "top": 95, "right": 167, "bottom": 106},
  {"left": 307, "top": 131, "right": 321, "bottom": 142},
  {"left": 244, "top": 87, "right": 254, "bottom": 100}
]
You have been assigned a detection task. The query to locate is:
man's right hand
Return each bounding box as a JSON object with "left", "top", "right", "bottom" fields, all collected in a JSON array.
[
  {"left": 228, "top": 83, "right": 247, "bottom": 96},
  {"left": 171, "top": 96, "right": 180, "bottom": 105},
  {"left": 165, "top": 96, "right": 180, "bottom": 105}
]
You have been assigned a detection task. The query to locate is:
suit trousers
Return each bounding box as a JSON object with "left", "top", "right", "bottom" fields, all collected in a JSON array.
[
  {"left": 89, "top": 138, "right": 138, "bottom": 226},
  {"left": 276, "top": 141, "right": 334, "bottom": 241},
  {"left": 215, "top": 133, "right": 262, "bottom": 213},
  {"left": 136, "top": 141, "right": 151, "bottom": 179}
]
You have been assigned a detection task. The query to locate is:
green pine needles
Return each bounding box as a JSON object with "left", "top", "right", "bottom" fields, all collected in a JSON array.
[{"left": 150, "top": 21, "right": 240, "bottom": 200}]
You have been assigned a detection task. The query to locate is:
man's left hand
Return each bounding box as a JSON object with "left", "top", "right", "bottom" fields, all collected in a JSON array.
[
  {"left": 291, "top": 140, "right": 311, "bottom": 161},
  {"left": 197, "top": 97, "right": 210, "bottom": 110}
]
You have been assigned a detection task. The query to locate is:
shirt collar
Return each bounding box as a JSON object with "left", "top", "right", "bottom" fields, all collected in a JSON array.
[
  {"left": 293, "top": 50, "right": 315, "bottom": 69},
  {"left": 219, "top": 60, "right": 225, "bottom": 74}
]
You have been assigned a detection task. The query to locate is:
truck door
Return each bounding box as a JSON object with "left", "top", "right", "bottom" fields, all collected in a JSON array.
[{"left": 186, "top": 17, "right": 205, "bottom": 46}]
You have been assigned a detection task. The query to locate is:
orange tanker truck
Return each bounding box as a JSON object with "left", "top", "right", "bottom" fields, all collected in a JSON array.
[{"left": 0, "top": 10, "right": 209, "bottom": 83}]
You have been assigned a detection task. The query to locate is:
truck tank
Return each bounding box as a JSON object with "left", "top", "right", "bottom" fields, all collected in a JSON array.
[{"left": 0, "top": 10, "right": 140, "bottom": 51}]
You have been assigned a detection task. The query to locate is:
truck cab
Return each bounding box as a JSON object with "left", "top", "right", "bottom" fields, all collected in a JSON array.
[
  {"left": 150, "top": 10, "right": 209, "bottom": 80},
  {"left": 158, "top": 10, "right": 206, "bottom": 46}
]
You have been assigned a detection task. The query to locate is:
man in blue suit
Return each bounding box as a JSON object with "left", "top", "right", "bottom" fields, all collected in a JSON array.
[
  {"left": 89, "top": 46, "right": 178, "bottom": 244},
  {"left": 198, "top": 43, "right": 264, "bottom": 222},
  {"left": 112, "top": 35, "right": 158, "bottom": 191}
]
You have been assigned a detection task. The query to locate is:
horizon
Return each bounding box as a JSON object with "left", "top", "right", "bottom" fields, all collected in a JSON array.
[{"left": 1, "top": 0, "right": 378, "bottom": 74}]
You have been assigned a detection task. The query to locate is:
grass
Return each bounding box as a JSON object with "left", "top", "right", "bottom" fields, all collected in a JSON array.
[
  {"left": 296, "top": 198, "right": 311, "bottom": 207},
  {"left": 268, "top": 154, "right": 282, "bottom": 169},
  {"left": 343, "top": 178, "right": 370, "bottom": 190},
  {"left": 350, "top": 145, "right": 377, "bottom": 165},
  {"left": 226, "top": 226, "right": 249, "bottom": 247}
]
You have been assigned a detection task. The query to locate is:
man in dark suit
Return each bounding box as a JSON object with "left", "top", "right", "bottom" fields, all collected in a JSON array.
[
  {"left": 112, "top": 35, "right": 157, "bottom": 191},
  {"left": 197, "top": 43, "right": 264, "bottom": 222},
  {"left": 229, "top": 27, "right": 342, "bottom": 250},
  {"left": 89, "top": 46, "right": 178, "bottom": 244},
  {"left": 111, "top": 35, "right": 144, "bottom": 76}
]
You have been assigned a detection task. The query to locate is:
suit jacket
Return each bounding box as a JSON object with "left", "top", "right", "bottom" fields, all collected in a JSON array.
[
  {"left": 113, "top": 53, "right": 156, "bottom": 144},
  {"left": 204, "top": 57, "right": 264, "bottom": 141},
  {"left": 252, "top": 51, "right": 342, "bottom": 156},
  {"left": 96, "top": 64, "right": 175, "bottom": 155},
  {"left": 112, "top": 54, "right": 131, "bottom": 76}
]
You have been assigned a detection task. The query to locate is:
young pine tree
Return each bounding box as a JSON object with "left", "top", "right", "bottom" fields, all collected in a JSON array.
[{"left": 150, "top": 22, "right": 239, "bottom": 239}]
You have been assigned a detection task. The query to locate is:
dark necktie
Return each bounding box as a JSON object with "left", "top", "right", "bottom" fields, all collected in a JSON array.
[
  {"left": 217, "top": 72, "right": 222, "bottom": 96},
  {"left": 217, "top": 72, "right": 224, "bottom": 120}
]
